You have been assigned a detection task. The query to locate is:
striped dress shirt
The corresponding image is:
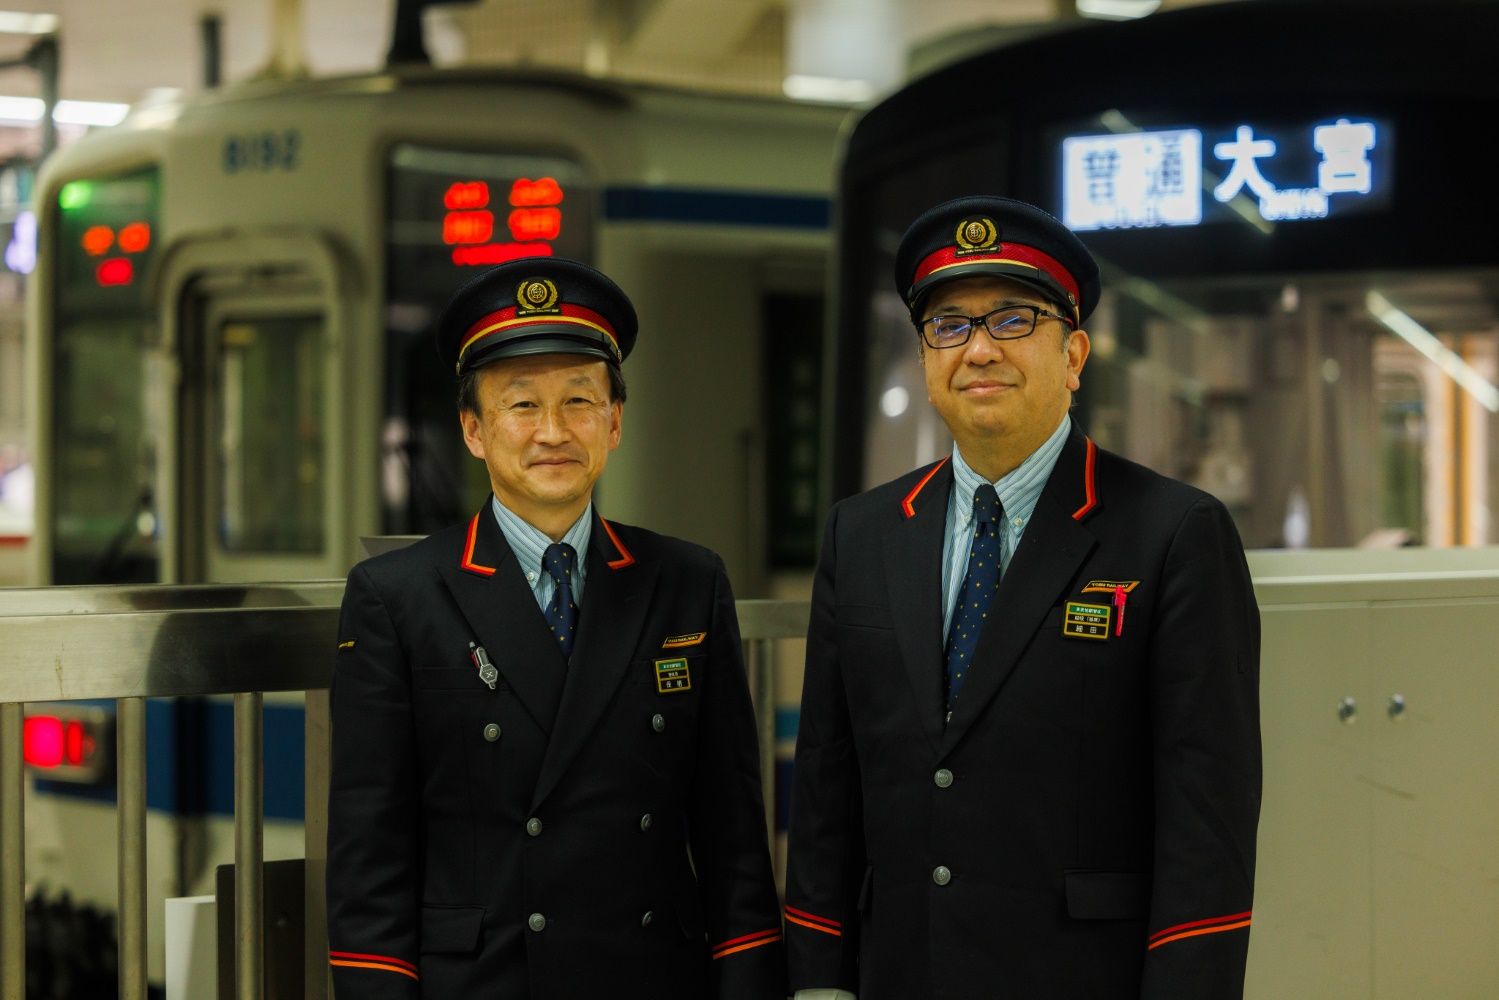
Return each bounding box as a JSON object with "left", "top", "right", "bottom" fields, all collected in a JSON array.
[
  {"left": 940, "top": 415, "right": 1071, "bottom": 642},
  {"left": 491, "top": 495, "right": 592, "bottom": 611}
]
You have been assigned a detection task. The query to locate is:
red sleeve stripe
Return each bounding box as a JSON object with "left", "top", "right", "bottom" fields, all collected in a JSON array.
[
  {"left": 1147, "top": 911, "right": 1252, "bottom": 950},
  {"left": 329, "top": 951, "right": 417, "bottom": 973},
  {"left": 784, "top": 905, "right": 841, "bottom": 929},
  {"left": 460, "top": 513, "right": 497, "bottom": 576},
  {"left": 902, "top": 458, "right": 949, "bottom": 519},
  {"left": 711, "top": 928, "right": 782, "bottom": 959},
  {"left": 1070, "top": 438, "right": 1098, "bottom": 521},
  {"left": 329, "top": 956, "right": 420, "bottom": 981},
  {"left": 785, "top": 914, "right": 842, "bottom": 937}
]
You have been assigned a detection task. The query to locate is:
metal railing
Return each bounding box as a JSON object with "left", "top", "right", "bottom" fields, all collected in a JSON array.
[{"left": 0, "top": 581, "right": 809, "bottom": 999}]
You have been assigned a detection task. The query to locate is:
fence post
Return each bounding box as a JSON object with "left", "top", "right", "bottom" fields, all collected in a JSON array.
[
  {"left": 234, "top": 692, "right": 265, "bottom": 1000},
  {"left": 117, "top": 696, "right": 148, "bottom": 999},
  {"left": 304, "top": 688, "right": 331, "bottom": 999},
  {"left": 1, "top": 702, "right": 25, "bottom": 999}
]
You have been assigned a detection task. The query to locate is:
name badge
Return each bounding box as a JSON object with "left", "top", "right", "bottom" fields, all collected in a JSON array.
[
  {"left": 1062, "top": 601, "right": 1112, "bottom": 640},
  {"left": 654, "top": 657, "right": 692, "bottom": 694}
]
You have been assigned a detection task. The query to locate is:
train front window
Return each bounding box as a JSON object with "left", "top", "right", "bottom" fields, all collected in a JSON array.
[
  {"left": 50, "top": 168, "right": 160, "bottom": 583},
  {"left": 384, "top": 145, "right": 592, "bottom": 535},
  {"left": 213, "top": 315, "right": 325, "bottom": 554},
  {"left": 856, "top": 264, "right": 1499, "bottom": 549}
]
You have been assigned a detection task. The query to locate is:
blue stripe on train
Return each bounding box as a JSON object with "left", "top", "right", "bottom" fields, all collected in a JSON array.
[
  {"left": 602, "top": 187, "right": 830, "bottom": 230},
  {"left": 37, "top": 702, "right": 805, "bottom": 828},
  {"left": 34, "top": 699, "right": 305, "bottom": 821}
]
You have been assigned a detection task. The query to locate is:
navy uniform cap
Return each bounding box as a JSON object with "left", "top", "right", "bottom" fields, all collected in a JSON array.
[
  {"left": 893, "top": 195, "right": 1101, "bottom": 326},
  {"left": 435, "top": 257, "right": 638, "bottom": 377}
]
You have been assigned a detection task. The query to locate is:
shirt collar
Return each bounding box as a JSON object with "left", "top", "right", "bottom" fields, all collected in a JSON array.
[
  {"left": 490, "top": 496, "right": 594, "bottom": 577},
  {"left": 950, "top": 414, "right": 1071, "bottom": 528}
]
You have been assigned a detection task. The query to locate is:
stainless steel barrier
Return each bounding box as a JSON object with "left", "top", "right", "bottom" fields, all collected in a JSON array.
[{"left": 0, "top": 582, "right": 809, "bottom": 998}]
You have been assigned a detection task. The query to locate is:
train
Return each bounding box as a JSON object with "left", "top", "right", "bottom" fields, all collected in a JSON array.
[{"left": 27, "top": 65, "right": 846, "bottom": 592}]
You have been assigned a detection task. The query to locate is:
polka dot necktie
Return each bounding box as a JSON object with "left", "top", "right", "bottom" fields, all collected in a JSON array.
[
  {"left": 944, "top": 484, "right": 1003, "bottom": 710},
  {"left": 542, "top": 543, "right": 579, "bottom": 659}
]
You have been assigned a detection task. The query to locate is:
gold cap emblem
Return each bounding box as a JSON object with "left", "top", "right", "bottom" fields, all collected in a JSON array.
[
  {"left": 516, "top": 278, "right": 560, "bottom": 313},
  {"left": 954, "top": 217, "right": 999, "bottom": 253}
]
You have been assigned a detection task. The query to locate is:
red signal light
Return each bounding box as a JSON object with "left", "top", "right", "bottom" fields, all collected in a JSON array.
[
  {"left": 66, "top": 719, "right": 86, "bottom": 764},
  {"left": 118, "top": 221, "right": 151, "bottom": 253},
  {"left": 96, "top": 257, "right": 134, "bottom": 286},
  {"left": 23, "top": 716, "right": 98, "bottom": 769},
  {"left": 21, "top": 708, "right": 110, "bottom": 782},
  {"left": 451, "top": 241, "right": 554, "bottom": 267},
  {"left": 507, "top": 207, "right": 562, "bottom": 241},
  {"left": 81, "top": 225, "right": 114, "bottom": 256},
  {"left": 23, "top": 716, "right": 65, "bottom": 768},
  {"left": 443, "top": 210, "right": 494, "bottom": 245},
  {"left": 445, "top": 181, "right": 490, "bottom": 210},
  {"left": 509, "top": 177, "right": 563, "bottom": 207}
]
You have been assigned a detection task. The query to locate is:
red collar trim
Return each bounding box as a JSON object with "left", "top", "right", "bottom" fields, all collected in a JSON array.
[
  {"left": 1070, "top": 438, "right": 1098, "bottom": 521},
  {"left": 901, "top": 458, "right": 949, "bottom": 519},
  {"left": 459, "top": 513, "right": 497, "bottom": 576},
  {"left": 598, "top": 517, "right": 636, "bottom": 570}
]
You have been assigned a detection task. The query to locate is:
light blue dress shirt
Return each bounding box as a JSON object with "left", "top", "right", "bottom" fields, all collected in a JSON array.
[
  {"left": 490, "top": 496, "right": 592, "bottom": 612},
  {"left": 940, "top": 414, "right": 1071, "bottom": 642}
]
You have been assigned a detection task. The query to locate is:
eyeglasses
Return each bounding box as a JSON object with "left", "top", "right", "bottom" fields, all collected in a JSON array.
[{"left": 918, "top": 304, "right": 1074, "bottom": 349}]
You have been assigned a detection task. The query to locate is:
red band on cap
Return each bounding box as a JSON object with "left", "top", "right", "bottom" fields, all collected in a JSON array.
[
  {"left": 912, "top": 243, "right": 1081, "bottom": 321},
  {"left": 457, "top": 302, "right": 619, "bottom": 369}
]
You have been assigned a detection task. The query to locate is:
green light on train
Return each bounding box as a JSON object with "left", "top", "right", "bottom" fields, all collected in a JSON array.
[{"left": 59, "top": 181, "right": 93, "bottom": 211}]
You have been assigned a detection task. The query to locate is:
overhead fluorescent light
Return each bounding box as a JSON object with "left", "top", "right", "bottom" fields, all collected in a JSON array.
[
  {"left": 0, "top": 11, "right": 58, "bottom": 35},
  {"left": 0, "top": 97, "right": 129, "bottom": 127},
  {"left": 55, "top": 99, "right": 130, "bottom": 127},
  {"left": 783, "top": 74, "right": 875, "bottom": 104},
  {"left": 1367, "top": 290, "right": 1499, "bottom": 412},
  {"left": 1077, "top": 0, "right": 1162, "bottom": 20}
]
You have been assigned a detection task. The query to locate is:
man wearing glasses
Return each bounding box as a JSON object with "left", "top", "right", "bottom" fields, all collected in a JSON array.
[{"left": 785, "top": 196, "right": 1261, "bottom": 999}]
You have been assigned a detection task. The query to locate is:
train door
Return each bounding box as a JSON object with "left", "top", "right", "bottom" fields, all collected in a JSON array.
[{"left": 157, "top": 235, "right": 347, "bottom": 582}]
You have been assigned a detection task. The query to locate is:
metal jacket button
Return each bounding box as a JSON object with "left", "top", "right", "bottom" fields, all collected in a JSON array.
[
  {"left": 483, "top": 723, "right": 500, "bottom": 742},
  {"left": 641, "top": 911, "right": 654, "bottom": 927},
  {"left": 526, "top": 817, "right": 543, "bottom": 836},
  {"left": 934, "top": 768, "right": 953, "bottom": 788},
  {"left": 651, "top": 713, "right": 666, "bottom": 732},
  {"left": 640, "top": 813, "right": 653, "bottom": 831},
  {"left": 528, "top": 913, "right": 546, "bottom": 932},
  {"left": 932, "top": 865, "right": 952, "bottom": 886}
]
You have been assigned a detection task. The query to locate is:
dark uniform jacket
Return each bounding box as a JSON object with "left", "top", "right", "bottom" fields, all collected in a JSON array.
[
  {"left": 785, "top": 425, "right": 1261, "bottom": 999},
  {"left": 327, "top": 502, "right": 786, "bottom": 999}
]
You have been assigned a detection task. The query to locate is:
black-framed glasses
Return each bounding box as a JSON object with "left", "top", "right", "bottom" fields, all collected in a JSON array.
[{"left": 918, "top": 304, "right": 1074, "bottom": 349}]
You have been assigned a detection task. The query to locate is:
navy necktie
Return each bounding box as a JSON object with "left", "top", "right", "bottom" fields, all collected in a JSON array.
[
  {"left": 944, "top": 484, "right": 1003, "bottom": 710},
  {"left": 542, "top": 542, "right": 579, "bottom": 659}
]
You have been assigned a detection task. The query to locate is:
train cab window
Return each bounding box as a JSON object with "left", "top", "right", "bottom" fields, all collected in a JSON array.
[
  {"left": 383, "top": 145, "right": 591, "bottom": 534},
  {"left": 212, "top": 316, "right": 325, "bottom": 553},
  {"left": 850, "top": 256, "right": 1499, "bottom": 548},
  {"left": 50, "top": 169, "right": 160, "bottom": 583}
]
